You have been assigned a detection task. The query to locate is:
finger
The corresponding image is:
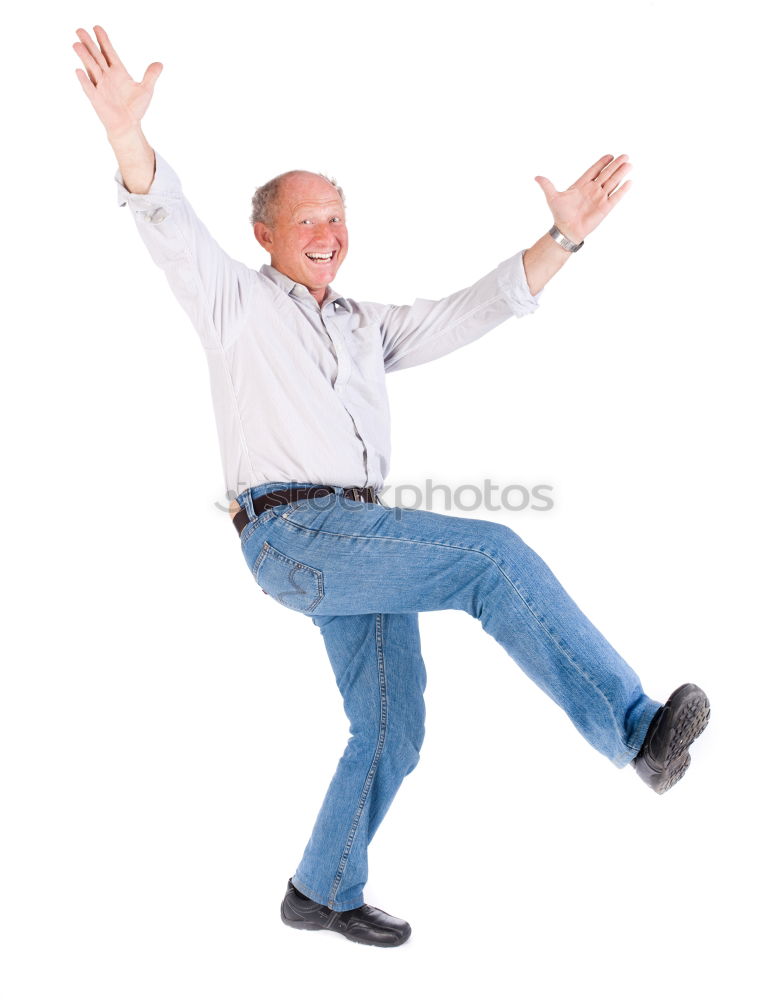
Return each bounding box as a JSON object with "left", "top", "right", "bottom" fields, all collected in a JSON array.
[
  {"left": 73, "top": 41, "right": 102, "bottom": 86},
  {"left": 75, "top": 27, "right": 108, "bottom": 73},
  {"left": 141, "top": 62, "right": 163, "bottom": 93},
  {"left": 74, "top": 67, "right": 97, "bottom": 101},
  {"left": 602, "top": 161, "right": 632, "bottom": 195},
  {"left": 597, "top": 154, "right": 630, "bottom": 188},
  {"left": 606, "top": 179, "right": 632, "bottom": 204},
  {"left": 93, "top": 25, "right": 124, "bottom": 69},
  {"left": 574, "top": 154, "right": 614, "bottom": 186},
  {"left": 534, "top": 175, "right": 557, "bottom": 200}
]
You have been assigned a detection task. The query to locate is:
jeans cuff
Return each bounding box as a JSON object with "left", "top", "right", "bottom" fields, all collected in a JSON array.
[
  {"left": 613, "top": 698, "right": 664, "bottom": 768},
  {"left": 291, "top": 874, "right": 365, "bottom": 913}
]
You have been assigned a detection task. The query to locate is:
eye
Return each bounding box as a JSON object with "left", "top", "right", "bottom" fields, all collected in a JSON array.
[
  {"left": 330, "top": 216, "right": 342, "bottom": 224},
  {"left": 300, "top": 219, "right": 313, "bottom": 225}
]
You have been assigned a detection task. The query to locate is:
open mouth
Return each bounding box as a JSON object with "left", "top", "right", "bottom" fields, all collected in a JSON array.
[{"left": 305, "top": 250, "right": 336, "bottom": 264}]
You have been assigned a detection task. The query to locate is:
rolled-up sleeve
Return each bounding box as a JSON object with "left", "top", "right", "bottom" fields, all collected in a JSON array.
[
  {"left": 369, "top": 249, "right": 541, "bottom": 373},
  {"left": 115, "top": 153, "right": 254, "bottom": 350}
]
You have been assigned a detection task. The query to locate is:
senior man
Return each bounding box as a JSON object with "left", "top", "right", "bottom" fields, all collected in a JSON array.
[{"left": 74, "top": 25, "right": 710, "bottom": 948}]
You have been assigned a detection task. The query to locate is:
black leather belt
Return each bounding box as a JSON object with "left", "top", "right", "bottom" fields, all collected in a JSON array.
[{"left": 233, "top": 485, "right": 381, "bottom": 537}]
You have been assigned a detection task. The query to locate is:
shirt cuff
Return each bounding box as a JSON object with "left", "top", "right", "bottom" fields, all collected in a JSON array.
[
  {"left": 115, "top": 151, "right": 183, "bottom": 209},
  {"left": 496, "top": 250, "right": 542, "bottom": 314}
]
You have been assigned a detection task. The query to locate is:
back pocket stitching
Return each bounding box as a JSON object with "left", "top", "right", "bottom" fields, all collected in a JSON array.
[{"left": 253, "top": 541, "right": 324, "bottom": 613}]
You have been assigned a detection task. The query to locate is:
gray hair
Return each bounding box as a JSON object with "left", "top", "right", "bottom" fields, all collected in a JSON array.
[{"left": 250, "top": 170, "right": 345, "bottom": 228}]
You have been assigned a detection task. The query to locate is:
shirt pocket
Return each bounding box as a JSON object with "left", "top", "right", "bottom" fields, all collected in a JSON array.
[
  {"left": 252, "top": 541, "right": 325, "bottom": 614},
  {"left": 341, "top": 324, "right": 391, "bottom": 447},
  {"left": 344, "top": 324, "right": 386, "bottom": 388}
]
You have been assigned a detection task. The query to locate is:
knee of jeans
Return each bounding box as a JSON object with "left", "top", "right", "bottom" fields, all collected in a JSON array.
[
  {"left": 481, "top": 519, "right": 526, "bottom": 557},
  {"left": 347, "top": 715, "right": 424, "bottom": 772},
  {"left": 401, "top": 739, "right": 422, "bottom": 778},
  {"left": 391, "top": 715, "right": 425, "bottom": 775},
  {"left": 373, "top": 731, "right": 422, "bottom": 780},
  {"left": 473, "top": 521, "right": 541, "bottom": 589}
]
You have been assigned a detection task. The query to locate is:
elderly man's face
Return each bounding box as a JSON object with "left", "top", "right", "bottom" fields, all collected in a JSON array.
[{"left": 254, "top": 172, "right": 348, "bottom": 305}]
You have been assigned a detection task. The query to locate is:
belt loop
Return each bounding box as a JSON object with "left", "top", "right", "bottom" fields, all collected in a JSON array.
[{"left": 242, "top": 489, "right": 256, "bottom": 520}]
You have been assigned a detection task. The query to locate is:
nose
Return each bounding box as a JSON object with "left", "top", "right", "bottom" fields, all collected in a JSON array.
[{"left": 313, "top": 222, "right": 336, "bottom": 246}]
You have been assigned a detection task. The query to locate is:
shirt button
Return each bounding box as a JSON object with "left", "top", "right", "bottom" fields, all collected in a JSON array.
[{"left": 147, "top": 207, "right": 168, "bottom": 224}]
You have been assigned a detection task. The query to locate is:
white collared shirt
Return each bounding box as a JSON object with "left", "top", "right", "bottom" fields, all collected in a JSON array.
[{"left": 115, "top": 153, "right": 541, "bottom": 503}]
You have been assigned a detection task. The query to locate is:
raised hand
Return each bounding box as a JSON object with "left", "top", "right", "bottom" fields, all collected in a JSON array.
[
  {"left": 534, "top": 154, "right": 632, "bottom": 245},
  {"left": 73, "top": 25, "right": 163, "bottom": 139}
]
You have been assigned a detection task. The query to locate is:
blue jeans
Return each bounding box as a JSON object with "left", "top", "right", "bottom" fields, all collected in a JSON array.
[{"left": 236, "top": 481, "right": 661, "bottom": 912}]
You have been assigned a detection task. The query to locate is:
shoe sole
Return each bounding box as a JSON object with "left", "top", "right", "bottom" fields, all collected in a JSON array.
[{"left": 637, "top": 683, "right": 710, "bottom": 794}]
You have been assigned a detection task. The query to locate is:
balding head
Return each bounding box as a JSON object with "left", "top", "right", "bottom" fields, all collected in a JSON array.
[{"left": 250, "top": 169, "right": 345, "bottom": 229}]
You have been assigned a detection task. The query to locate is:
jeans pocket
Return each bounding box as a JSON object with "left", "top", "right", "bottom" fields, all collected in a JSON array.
[{"left": 252, "top": 541, "right": 325, "bottom": 613}]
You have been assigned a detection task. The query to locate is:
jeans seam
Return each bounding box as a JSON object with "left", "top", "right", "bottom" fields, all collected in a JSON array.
[
  {"left": 328, "top": 611, "right": 388, "bottom": 909},
  {"left": 514, "top": 594, "right": 630, "bottom": 754},
  {"left": 278, "top": 520, "right": 630, "bottom": 753}
]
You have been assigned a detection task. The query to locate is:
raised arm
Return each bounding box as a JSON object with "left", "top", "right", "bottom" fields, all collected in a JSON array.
[
  {"left": 362, "top": 154, "right": 632, "bottom": 373},
  {"left": 73, "top": 26, "right": 255, "bottom": 351},
  {"left": 73, "top": 25, "right": 162, "bottom": 193}
]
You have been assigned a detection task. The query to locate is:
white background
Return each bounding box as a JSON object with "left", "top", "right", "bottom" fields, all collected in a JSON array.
[{"left": 2, "top": 1, "right": 765, "bottom": 997}]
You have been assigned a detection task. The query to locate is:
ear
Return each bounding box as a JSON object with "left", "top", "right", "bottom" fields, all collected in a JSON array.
[{"left": 253, "top": 222, "right": 273, "bottom": 252}]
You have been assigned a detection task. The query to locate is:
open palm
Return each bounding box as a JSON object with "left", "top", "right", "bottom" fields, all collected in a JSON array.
[
  {"left": 73, "top": 25, "right": 162, "bottom": 137},
  {"left": 535, "top": 154, "right": 632, "bottom": 244}
]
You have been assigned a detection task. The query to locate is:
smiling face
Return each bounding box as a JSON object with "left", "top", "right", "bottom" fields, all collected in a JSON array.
[{"left": 253, "top": 171, "right": 348, "bottom": 305}]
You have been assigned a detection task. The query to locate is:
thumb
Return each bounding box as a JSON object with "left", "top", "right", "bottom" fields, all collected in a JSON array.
[
  {"left": 534, "top": 175, "right": 556, "bottom": 200},
  {"left": 141, "top": 61, "right": 163, "bottom": 93}
]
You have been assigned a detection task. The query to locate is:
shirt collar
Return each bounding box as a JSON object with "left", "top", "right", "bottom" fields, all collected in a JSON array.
[{"left": 260, "top": 264, "right": 351, "bottom": 312}]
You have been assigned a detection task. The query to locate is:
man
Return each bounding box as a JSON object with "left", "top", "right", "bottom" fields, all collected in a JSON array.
[{"left": 74, "top": 25, "right": 710, "bottom": 949}]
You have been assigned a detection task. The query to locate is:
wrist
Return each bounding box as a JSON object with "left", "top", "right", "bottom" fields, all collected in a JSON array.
[
  {"left": 108, "top": 126, "right": 156, "bottom": 196},
  {"left": 548, "top": 224, "right": 584, "bottom": 253},
  {"left": 553, "top": 221, "right": 585, "bottom": 243},
  {"left": 107, "top": 122, "right": 147, "bottom": 152}
]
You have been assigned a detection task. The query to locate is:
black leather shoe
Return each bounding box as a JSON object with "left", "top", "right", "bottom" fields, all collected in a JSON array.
[
  {"left": 632, "top": 683, "right": 710, "bottom": 793},
  {"left": 280, "top": 880, "right": 411, "bottom": 947}
]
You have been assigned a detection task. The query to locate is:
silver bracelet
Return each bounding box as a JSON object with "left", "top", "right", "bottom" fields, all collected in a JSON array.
[{"left": 548, "top": 224, "right": 584, "bottom": 252}]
